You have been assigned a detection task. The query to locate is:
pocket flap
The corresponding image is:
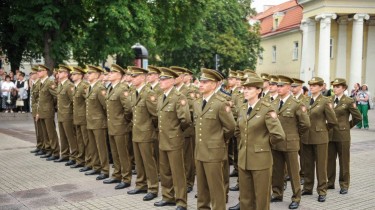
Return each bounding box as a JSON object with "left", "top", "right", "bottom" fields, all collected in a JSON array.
[
  {"left": 207, "top": 141, "right": 224, "bottom": 149},
  {"left": 315, "top": 126, "right": 327, "bottom": 132},
  {"left": 254, "top": 144, "right": 270, "bottom": 152}
]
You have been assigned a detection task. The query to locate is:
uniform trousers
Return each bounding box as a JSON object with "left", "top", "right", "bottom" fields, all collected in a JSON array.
[
  {"left": 75, "top": 124, "right": 89, "bottom": 166},
  {"left": 58, "top": 120, "right": 77, "bottom": 160},
  {"left": 133, "top": 142, "right": 159, "bottom": 194},
  {"left": 33, "top": 117, "right": 44, "bottom": 150},
  {"left": 239, "top": 167, "right": 271, "bottom": 210},
  {"left": 327, "top": 141, "right": 350, "bottom": 190},
  {"left": 302, "top": 143, "right": 328, "bottom": 195},
  {"left": 160, "top": 148, "right": 187, "bottom": 207},
  {"left": 272, "top": 150, "right": 301, "bottom": 202},
  {"left": 184, "top": 136, "right": 195, "bottom": 188},
  {"left": 109, "top": 134, "right": 132, "bottom": 183},
  {"left": 196, "top": 160, "right": 225, "bottom": 210},
  {"left": 39, "top": 117, "right": 59, "bottom": 156},
  {"left": 87, "top": 128, "right": 109, "bottom": 175}
]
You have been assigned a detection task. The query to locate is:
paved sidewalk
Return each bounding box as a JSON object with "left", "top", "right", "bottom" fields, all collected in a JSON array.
[{"left": 0, "top": 111, "right": 375, "bottom": 210}]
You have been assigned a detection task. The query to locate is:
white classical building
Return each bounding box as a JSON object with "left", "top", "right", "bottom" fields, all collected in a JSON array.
[{"left": 299, "top": 0, "right": 375, "bottom": 94}]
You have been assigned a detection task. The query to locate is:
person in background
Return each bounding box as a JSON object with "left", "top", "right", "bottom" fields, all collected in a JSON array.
[
  {"left": 303, "top": 86, "right": 309, "bottom": 96},
  {"left": 356, "top": 84, "right": 370, "bottom": 130},
  {"left": 9, "top": 71, "right": 15, "bottom": 82},
  {"left": 1, "top": 75, "right": 16, "bottom": 113},
  {"left": 350, "top": 83, "right": 360, "bottom": 100},
  {"left": 15, "top": 72, "right": 28, "bottom": 113},
  {"left": 0, "top": 68, "right": 4, "bottom": 112}
]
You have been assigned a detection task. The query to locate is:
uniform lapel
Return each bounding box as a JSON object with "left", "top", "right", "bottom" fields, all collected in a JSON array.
[
  {"left": 309, "top": 94, "right": 321, "bottom": 109},
  {"left": 161, "top": 88, "right": 174, "bottom": 110},
  {"left": 248, "top": 101, "right": 261, "bottom": 121},
  {"left": 201, "top": 94, "right": 215, "bottom": 116},
  {"left": 279, "top": 96, "right": 291, "bottom": 114},
  {"left": 134, "top": 86, "right": 144, "bottom": 106}
]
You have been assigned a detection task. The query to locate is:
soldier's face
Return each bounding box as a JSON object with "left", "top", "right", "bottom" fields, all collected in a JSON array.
[
  {"left": 228, "top": 78, "right": 236, "bottom": 87},
  {"left": 87, "top": 72, "right": 100, "bottom": 82},
  {"left": 37, "top": 69, "right": 47, "bottom": 78},
  {"left": 277, "top": 84, "right": 290, "bottom": 97},
  {"left": 147, "top": 73, "right": 158, "bottom": 83},
  {"left": 263, "top": 81, "right": 269, "bottom": 89},
  {"left": 309, "top": 84, "right": 322, "bottom": 95},
  {"left": 333, "top": 85, "right": 345, "bottom": 96},
  {"left": 236, "top": 79, "right": 242, "bottom": 86},
  {"left": 132, "top": 74, "right": 145, "bottom": 87},
  {"left": 175, "top": 74, "right": 184, "bottom": 85},
  {"left": 291, "top": 85, "right": 301, "bottom": 95},
  {"left": 243, "top": 86, "right": 261, "bottom": 100},
  {"left": 159, "top": 78, "right": 175, "bottom": 91},
  {"left": 58, "top": 71, "right": 68, "bottom": 80},
  {"left": 108, "top": 72, "right": 122, "bottom": 82},
  {"left": 199, "top": 80, "right": 216, "bottom": 95},
  {"left": 269, "top": 83, "right": 277, "bottom": 93}
]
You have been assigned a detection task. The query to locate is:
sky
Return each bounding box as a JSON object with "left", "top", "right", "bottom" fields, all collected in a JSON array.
[{"left": 252, "top": 0, "right": 291, "bottom": 13}]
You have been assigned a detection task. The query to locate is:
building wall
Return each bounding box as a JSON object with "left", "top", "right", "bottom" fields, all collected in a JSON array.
[{"left": 256, "top": 30, "right": 302, "bottom": 79}]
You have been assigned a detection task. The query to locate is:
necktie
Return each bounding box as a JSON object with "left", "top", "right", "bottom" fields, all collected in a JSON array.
[
  {"left": 310, "top": 98, "right": 314, "bottom": 106},
  {"left": 109, "top": 86, "right": 113, "bottom": 93},
  {"left": 136, "top": 90, "right": 139, "bottom": 99},
  {"left": 279, "top": 100, "right": 284, "bottom": 111},
  {"left": 247, "top": 106, "right": 253, "bottom": 115},
  {"left": 163, "top": 94, "right": 167, "bottom": 102},
  {"left": 262, "top": 92, "right": 265, "bottom": 97},
  {"left": 202, "top": 99, "right": 207, "bottom": 110},
  {"left": 334, "top": 97, "right": 339, "bottom": 105},
  {"left": 89, "top": 86, "right": 92, "bottom": 93},
  {"left": 270, "top": 96, "right": 274, "bottom": 101}
]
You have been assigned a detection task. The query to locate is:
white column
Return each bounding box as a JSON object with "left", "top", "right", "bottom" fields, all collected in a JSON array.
[
  {"left": 315, "top": 13, "right": 337, "bottom": 84},
  {"left": 300, "top": 18, "right": 316, "bottom": 83},
  {"left": 365, "top": 18, "right": 375, "bottom": 98},
  {"left": 350, "top": 13, "right": 370, "bottom": 89},
  {"left": 336, "top": 16, "right": 348, "bottom": 79}
]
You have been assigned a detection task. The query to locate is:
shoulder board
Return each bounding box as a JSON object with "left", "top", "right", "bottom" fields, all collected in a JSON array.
[
  {"left": 291, "top": 97, "right": 299, "bottom": 103},
  {"left": 220, "top": 88, "right": 231, "bottom": 96},
  {"left": 215, "top": 94, "right": 226, "bottom": 102},
  {"left": 261, "top": 100, "right": 271, "bottom": 107}
]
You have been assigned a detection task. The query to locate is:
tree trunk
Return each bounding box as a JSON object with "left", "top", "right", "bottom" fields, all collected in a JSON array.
[{"left": 43, "top": 31, "right": 55, "bottom": 74}]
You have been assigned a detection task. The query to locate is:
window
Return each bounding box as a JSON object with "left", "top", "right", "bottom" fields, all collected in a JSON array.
[
  {"left": 293, "top": 41, "right": 299, "bottom": 60},
  {"left": 330, "top": 38, "right": 334, "bottom": 59},
  {"left": 258, "top": 52, "right": 263, "bottom": 65},
  {"left": 274, "top": 19, "right": 279, "bottom": 30},
  {"left": 272, "top": 46, "right": 277, "bottom": 63}
]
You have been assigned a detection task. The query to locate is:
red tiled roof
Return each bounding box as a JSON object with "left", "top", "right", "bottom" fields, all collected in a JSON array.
[{"left": 254, "top": 0, "right": 302, "bottom": 37}]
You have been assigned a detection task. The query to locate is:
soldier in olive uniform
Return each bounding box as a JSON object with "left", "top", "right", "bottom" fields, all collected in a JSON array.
[
  {"left": 71, "top": 67, "right": 91, "bottom": 170},
  {"left": 260, "top": 73, "right": 270, "bottom": 98},
  {"left": 170, "top": 66, "right": 196, "bottom": 193},
  {"left": 301, "top": 77, "right": 337, "bottom": 202},
  {"left": 103, "top": 64, "right": 133, "bottom": 189},
  {"left": 36, "top": 64, "right": 60, "bottom": 160},
  {"left": 29, "top": 67, "right": 44, "bottom": 155},
  {"left": 270, "top": 76, "right": 310, "bottom": 209},
  {"left": 84, "top": 65, "right": 109, "bottom": 181},
  {"left": 327, "top": 78, "right": 362, "bottom": 194},
  {"left": 263, "top": 75, "right": 278, "bottom": 102},
  {"left": 153, "top": 67, "right": 191, "bottom": 210},
  {"left": 235, "top": 76, "right": 285, "bottom": 210},
  {"left": 291, "top": 78, "right": 306, "bottom": 184},
  {"left": 127, "top": 67, "right": 159, "bottom": 202},
  {"left": 194, "top": 68, "right": 235, "bottom": 210},
  {"left": 54, "top": 65, "right": 78, "bottom": 166}
]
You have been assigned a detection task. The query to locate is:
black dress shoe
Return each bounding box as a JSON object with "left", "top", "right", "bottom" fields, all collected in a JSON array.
[
  {"left": 127, "top": 188, "right": 148, "bottom": 195},
  {"left": 65, "top": 160, "right": 76, "bottom": 166},
  {"left": 229, "top": 169, "right": 238, "bottom": 177},
  {"left": 300, "top": 178, "right": 304, "bottom": 185},
  {"left": 30, "top": 148, "right": 40, "bottom": 153},
  {"left": 340, "top": 188, "right": 348, "bottom": 194},
  {"left": 285, "top": 175, "right": 291, "bottom": 181},
  {"left": 318, "top": 195, "right": 326, "bottom": 202},
  {"left": 327, "top": 185, "right": 335, "bottom": 189},
  {"left": 176, "top": 206, "right": 187, "bottom": 210},
  {"left": 96, "top": 174, "right": 109, "bottom": 180},
  {"left": 229, "top": 184, "right": 239, "bottom": 191},
  {"left": 270, "top": 197, "right": 283, "bottom": 202},
  {"left": 103, "top": 178, "right": 121, "bottom": 184},
  {"left": 54, "top": 157, "right": 69, "bottom": 162},
  {"left": 70, "top": 163, "right": 84, "bottom": 168},
  {"left": 228, "top": 203, "right": 240, "bottom": 210},
  {"left": 153, "top": 200, "right": 176, "bottom": 207},
  {"left": 143, "top": 192, "right": 157, "bottom": 201},
  {"left": 187, "top": 186, "right": 193, "bottom": 193},
  {"left": 195, "top": 194, "right": 197, "bottom": 198},
  {"left": 35, "top": 150, "right": 46, "bottom": 156},
  {"left": 85, "top": 169, "right": 100, "bottom": 175},
  {"left": 79, "top": 166, "right": 92, "bottom": 172},
  {"left": 132, "top": 169, "right": 137, "bottom": 175},
  {"left": 288, "top": 201, "right": 299, "bottom": 209},
  {"left": 40, "top": 153, "right": 52, "bottom": 158},
  {"left": 115, "top": 182, "right": 131, "bottom": 189},
  {"left": 301, "top": 190, "right": 313, "bottom": 195},
  {"left": 46, "top": 156, "right": 59, "bottom": 161}
]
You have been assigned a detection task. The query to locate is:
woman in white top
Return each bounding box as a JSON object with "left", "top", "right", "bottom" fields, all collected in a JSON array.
[
  {"left": 356, "top": 84, "right": 370, "bottom": 129},
  {"left": 1, "top": 75, "right": 16, "bottom": 112}
]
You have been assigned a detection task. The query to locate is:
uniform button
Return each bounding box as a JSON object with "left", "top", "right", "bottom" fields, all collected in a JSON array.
[
  {"left": 199, "top": 139, "right": 202, "bottom": 141},
  {"left": 199, "top": 123, "right": 202, "bottom": 125},
  {"left": 261, "top": 149, "right": 263, "bottom": 151},
  {"left": 199, "top": 134, "right": 202, "bottom": 136},
  {"left": 159, "top": 126, "right": 162, "bottom": 128},
  {"left": 200, "top": 117, "right": 202, "bottom": 120}
]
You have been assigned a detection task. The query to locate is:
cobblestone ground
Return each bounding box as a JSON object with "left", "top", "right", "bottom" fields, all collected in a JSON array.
[{"left": 0, "top": 112, "right": 375, "bottom": 210}]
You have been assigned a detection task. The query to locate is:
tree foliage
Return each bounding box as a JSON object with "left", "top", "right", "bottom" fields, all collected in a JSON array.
[{"left": 0, "top": 0, "right": 261, "bottom": 74}]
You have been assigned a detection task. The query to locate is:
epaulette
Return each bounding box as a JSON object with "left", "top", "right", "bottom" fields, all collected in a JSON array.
[
  {"left": 215, "top": 94, "right": 226, "bottom": 102},
  {"left": 261, "top": 100, "right": 271, "bottom": 107},
  {"left": 291, "top": 96, "right": 299, "bottom": 103}
]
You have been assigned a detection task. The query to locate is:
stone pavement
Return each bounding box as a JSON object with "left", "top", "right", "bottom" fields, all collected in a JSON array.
[{"left": 0, "top": 111, "right": 375, "bottom": 210}]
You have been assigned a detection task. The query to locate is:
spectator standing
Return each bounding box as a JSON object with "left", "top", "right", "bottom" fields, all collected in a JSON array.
[
  {"left": 350, "top": 83, "right": 361, "bottom": 100},
  {"left": 1, "top": 75, "right": 16, "bottom": 112},
  {"left": 9, "top": 71, "right": 15, "bottom": 82},
  {"left": 15, "top": 72, "right": 29, "bottom": 113},
  {"left": 356, "top": 84, "right": 370, "bottom": 129}
]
